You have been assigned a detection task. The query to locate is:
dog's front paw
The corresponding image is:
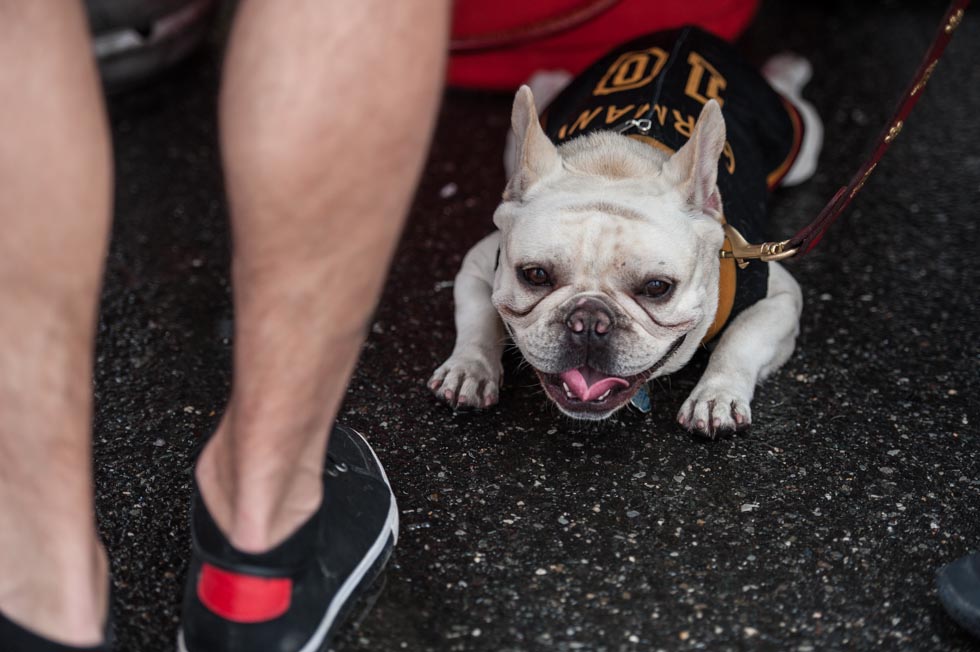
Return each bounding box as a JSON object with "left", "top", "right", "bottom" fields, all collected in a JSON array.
[
  {"left": 677, "top": 382, "right": 752, "bottom": 438},
  {"left": 428, "top": 354, "right": 502, "bottom": 409}
]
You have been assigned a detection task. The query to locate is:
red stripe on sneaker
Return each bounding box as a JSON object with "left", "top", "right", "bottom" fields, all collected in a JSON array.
[{"left": 197, "top": 563, "right": 292, "bottom": 623}]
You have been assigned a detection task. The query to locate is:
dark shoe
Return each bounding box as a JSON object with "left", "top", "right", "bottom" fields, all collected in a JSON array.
[
  {"left": 0, "top": 606, "right": 112, "bottom": 652},
  {"left": 178, "top": 424, "right": 398, "bottom": 652},
  {"left": 937, "top": 551, "right": 980, "bottom": 640}
]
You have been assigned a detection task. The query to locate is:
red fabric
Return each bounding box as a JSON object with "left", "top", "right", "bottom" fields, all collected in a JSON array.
[
  {"left": 449, "top": 0, "right": 759, "bottom": 89},
  {"left": 197, "top": 563, "right": 292, "bottom": 623}
]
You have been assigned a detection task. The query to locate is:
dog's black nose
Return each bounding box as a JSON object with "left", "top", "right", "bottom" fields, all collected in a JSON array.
[{"left": 565, "top": 297, "right": 614, "bottom": 337}]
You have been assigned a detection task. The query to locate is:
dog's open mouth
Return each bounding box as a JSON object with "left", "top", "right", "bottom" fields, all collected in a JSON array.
[
  {"left": 532, "top": 335, "right": 688, "bottom": 418},
  {"left": 536, "top": 366, "right": 645, "bottom": 416}
]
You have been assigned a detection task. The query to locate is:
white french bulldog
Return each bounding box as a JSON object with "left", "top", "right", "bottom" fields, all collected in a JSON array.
[{"left": 429, "top": 43, "right": 821, "bottom": 437}]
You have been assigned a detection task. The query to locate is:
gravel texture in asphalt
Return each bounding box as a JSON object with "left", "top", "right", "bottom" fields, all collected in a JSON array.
[{"left": 92, "top": 1, "right": 979, "bottom": 650}]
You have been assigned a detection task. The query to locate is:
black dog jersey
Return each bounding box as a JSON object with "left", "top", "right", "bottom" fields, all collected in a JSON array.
[{"left": 540, "top": 26, "right": 803, "bottom": 341}]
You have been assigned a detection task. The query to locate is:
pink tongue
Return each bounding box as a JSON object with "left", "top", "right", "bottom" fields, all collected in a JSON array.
[{"left": 559, "top": 367, "right": 630, "bottom": 402}]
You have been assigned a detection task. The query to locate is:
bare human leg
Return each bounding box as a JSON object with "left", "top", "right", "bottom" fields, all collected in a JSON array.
[
  {"left": 194, "top": 0, "right": 449, "bottom": 553},
  {"left": 0, "top": 0, "right": 112, "bottom": 646}
]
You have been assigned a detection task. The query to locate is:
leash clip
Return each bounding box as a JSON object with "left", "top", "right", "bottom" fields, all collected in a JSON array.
[
  {"left": 719, "top": 224, "right": 798, "bottom": 269},
  {"left": 616, "top": 118, "right": 653, "bottom": 135}
]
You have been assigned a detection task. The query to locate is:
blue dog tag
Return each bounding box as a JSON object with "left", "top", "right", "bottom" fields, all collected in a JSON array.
[{"left": 630, "top": 384, "right": 652, "bottom": 414}]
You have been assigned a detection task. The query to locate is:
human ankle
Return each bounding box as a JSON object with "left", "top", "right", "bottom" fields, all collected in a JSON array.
[
  {"left": 0, "top": 405, "right": 104, "bottom": 644},
  {"left": 195, "top": 426, "right": 324, "bottom": 555},
  {"left": 0, "top": 536, "right": 108, "bottom": 646}
]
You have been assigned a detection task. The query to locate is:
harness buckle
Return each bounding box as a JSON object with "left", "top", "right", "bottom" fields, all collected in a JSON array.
[{"left": 719, "top": 224, "right": 798, "bottom": 269}]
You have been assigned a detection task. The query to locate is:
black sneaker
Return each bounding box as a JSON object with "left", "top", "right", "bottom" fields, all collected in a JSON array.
[
  {"left": 0, "top": 615, "right": 106, "bottom": 652},
  {"left": 937, "top": 552, "right": 980, "bottom": 640},
  {"left": 178, "top": 424, "right": 399, "bottom": 652},
  {"left": 0, "top": 593, "right": 113, "bottom": 652}
]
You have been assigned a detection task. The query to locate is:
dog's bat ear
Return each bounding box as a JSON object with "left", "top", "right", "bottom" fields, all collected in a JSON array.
[
  {"left": 503, "top": 86, "right": 561, "bottom": 201},
  {"left": 662, "top": 99, "right": 726, "bottom": 219}
]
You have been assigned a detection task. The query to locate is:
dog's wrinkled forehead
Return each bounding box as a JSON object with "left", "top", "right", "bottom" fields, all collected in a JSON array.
[{"left": 501, "top": 197, "right": 707, "bottom": 282}]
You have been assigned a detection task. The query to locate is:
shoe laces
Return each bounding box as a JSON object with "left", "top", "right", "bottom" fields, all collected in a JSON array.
[{"left": 325, "top": 453, "right": 349, "bottom": 477}]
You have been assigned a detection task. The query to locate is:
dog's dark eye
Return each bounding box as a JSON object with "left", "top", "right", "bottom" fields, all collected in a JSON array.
[
  {"left": 521, "top": 266, "right": 551, "bottom": 287},
  {"left": 643, "top": 279, "right": 672, "bottom": 299}
]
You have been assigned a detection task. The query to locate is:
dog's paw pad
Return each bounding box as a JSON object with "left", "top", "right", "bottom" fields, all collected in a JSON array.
[
  {"left": 428, "top": 356, "right": 502, "bottom": 410},
  {"left": 677, "top": 387, "right": 752, "bottom": 439}
]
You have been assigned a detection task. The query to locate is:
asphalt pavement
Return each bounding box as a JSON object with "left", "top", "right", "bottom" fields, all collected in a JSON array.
[{"left": 94, "top": 1, "right": 980, "bottom": 650}]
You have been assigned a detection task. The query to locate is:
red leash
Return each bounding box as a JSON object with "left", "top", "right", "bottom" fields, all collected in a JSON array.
[{"left": 721, "top": 0, "right": 971, "bottom": 266}]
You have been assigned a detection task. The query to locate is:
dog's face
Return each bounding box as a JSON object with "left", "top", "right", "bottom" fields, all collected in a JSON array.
[{"left": 491, "top": 88, "right": 728, "bottom": 420}]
